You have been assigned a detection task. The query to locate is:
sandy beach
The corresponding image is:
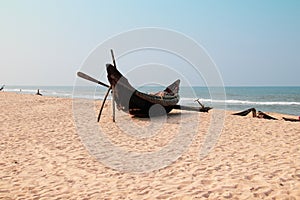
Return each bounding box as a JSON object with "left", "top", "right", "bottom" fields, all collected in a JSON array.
[{"left": 0, "top": 92, "right": 299, "bottom": 199}]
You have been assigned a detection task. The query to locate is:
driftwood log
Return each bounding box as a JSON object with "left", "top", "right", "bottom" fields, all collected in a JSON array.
[
  {"left": 233, "top": 108, "right": 277, "bottom": 120},
  {"left": 282, "top": 117, "right": 300, "bottom": 122}
]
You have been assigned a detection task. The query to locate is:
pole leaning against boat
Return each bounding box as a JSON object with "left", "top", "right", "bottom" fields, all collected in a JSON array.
[
  {"left": 110, "top": 49, "right": 116, "bottom": 122},
  {"left": 97, "top": 49, "right": 117, "bottom": 122}
]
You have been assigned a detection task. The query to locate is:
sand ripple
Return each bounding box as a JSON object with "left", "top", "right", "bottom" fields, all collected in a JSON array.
[{"left": 0, "top": 92, "right": 299, "bottom": 199}]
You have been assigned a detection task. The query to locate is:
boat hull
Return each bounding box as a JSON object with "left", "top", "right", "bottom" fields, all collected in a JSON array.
[{"left": 106, "top": 64, "right": 180, "bottom": 117}]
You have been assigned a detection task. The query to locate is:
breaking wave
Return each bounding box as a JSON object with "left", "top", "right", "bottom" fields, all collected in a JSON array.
[{"left": 180, "top": 98, "right": 300, "bottom": 106}]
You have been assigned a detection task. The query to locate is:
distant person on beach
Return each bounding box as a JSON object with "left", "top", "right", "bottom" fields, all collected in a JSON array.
[
  {"left": 36, "top": 89, "right": 42, "bottom": 96},
  {"left": 0, "top": 85, "right": 4, "bottom": 91}
]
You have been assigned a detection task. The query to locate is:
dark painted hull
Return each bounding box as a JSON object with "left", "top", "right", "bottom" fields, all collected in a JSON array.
[{"left": 106, "top": 64, "right": 180, "bottom": 117}]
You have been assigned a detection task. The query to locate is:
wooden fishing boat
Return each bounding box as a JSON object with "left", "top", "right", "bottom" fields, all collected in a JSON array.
[
  {"left": 106, "top": 64, "right": 181, "bottom": 117},
  {"left": 77, "top": 49, "right": 212, "bottom": 121}
]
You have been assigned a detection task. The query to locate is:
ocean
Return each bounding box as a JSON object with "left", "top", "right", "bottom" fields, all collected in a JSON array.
[{"left": 4, "top": 85, "right": 300, "bottom": 116}]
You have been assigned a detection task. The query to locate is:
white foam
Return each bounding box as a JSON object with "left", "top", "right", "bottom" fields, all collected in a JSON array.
[{"left": 180, "top": 98, "right": 300, "bottom": 106}]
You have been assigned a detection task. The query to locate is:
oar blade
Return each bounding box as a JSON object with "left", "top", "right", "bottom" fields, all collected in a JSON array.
[{"left": 77, "top": 71, "right": 110, "bottom": 88}]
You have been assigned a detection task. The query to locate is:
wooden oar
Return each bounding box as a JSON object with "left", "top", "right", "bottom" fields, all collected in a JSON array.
[
  {"left": 77, "top": 71, "right": 113, "bottom": 122},
  {"left": 97, "top": 86, "right": 112, "bottom": 122},
  {"left": 77, "top": 49, "right": 117, "bottom": 122},
  {"left": 77, "top": 71, "right": 110, "bottom": 88}
]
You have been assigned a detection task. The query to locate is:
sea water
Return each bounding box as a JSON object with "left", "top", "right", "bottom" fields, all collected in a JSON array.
[{"left": 4, "top": 85, "right": 300, "bottom": 116}]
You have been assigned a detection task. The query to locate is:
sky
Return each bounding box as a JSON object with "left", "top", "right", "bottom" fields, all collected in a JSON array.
[{"left": 0, "top": 0, "right": 299, "bottom": 86}]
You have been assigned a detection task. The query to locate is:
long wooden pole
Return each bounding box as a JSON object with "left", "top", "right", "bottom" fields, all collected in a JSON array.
[
  {"left": 110, "top": 49, "right": 116, "bottom": 122},
  {"left": 112, "top": 90, "right": 115, "bottom": 122}
]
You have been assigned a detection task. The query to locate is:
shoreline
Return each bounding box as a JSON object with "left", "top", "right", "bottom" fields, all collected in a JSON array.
[
  {"left": 1, "top": 91, "right": 299, "bottom": 118},
  {"left": 0, "top": 92, "right": 299, "bottom": 199},
  {"left": 2, "top": 85, "right": 300, "bottom": 116}
]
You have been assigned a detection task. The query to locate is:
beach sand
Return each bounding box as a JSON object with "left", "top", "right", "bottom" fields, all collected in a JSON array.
[{"left": 0, "top": 92, "right": 299, "bottom": 199}]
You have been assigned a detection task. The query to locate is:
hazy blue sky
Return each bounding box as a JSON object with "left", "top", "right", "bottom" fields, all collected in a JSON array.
[{"left": 0, "top": 0, "right": 299, "bottom": 86}]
